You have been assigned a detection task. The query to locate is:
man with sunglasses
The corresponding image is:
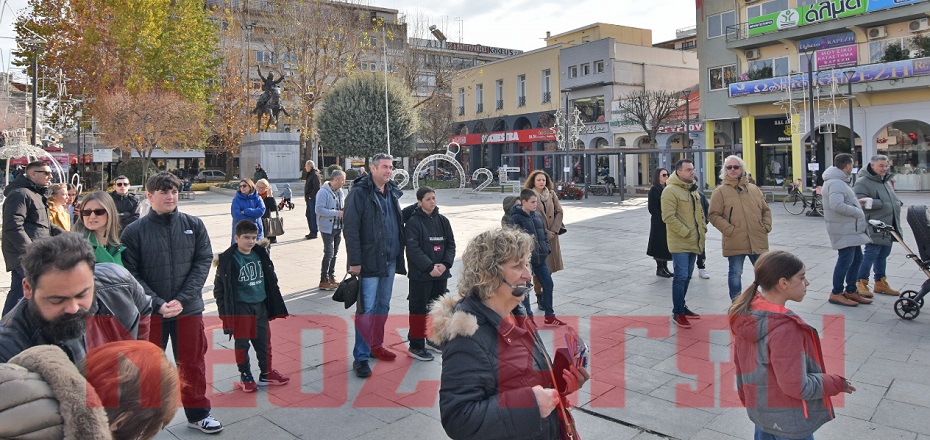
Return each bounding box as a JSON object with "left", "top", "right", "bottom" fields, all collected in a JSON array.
[
  {"left": 109, "top": 175, "right": 140, "bottom": 231},
  {"left": 708, "top": 155, "right": 772, "bottom": 300},
  {"left": 2, "top": 161, "right": 64, "bottom": 315}
]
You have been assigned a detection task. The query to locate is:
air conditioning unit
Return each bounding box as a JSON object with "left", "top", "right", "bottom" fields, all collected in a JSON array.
[
  {"left": 909, "top": 18, "right": 930, "bottom": 33},
  {"left": 867, "top": 26, "right": 887, "bottom": 39},
  {"left": 745, "top": 49, "right": 761, "bottom": 60}
]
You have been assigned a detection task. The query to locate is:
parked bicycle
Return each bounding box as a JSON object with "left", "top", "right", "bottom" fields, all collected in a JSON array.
[{"left": 783, "top": 178, "right": 823, "bottom": 216}]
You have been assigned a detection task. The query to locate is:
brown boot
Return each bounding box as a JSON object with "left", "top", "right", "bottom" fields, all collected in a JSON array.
[
  {"left": 533, "top": 275, "right": 542, "bottom": 295},
  {"left": 329, "top": 275, "right": 337, "bottom": 286},
  {"left": 828, "top": 293, "right": 858, "bottom": 307},
  {"left": 856, "top": 279, "right": 873, "bottom": 298},
  {"left": 844, "top": 292, "right": 873, "bottom": 305},
  {"left": 319, "top": 280, "right": 337, "bottom": 291},
  {"left": 873, "top": 277, "right": 900, "bottom": 296}
]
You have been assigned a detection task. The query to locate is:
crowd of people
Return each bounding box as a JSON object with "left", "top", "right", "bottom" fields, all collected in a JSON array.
[{"left": 0, "top": 150, "right": 907, "bottom": 439}]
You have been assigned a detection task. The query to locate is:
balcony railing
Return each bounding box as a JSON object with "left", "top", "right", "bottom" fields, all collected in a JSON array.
[
  {"left": 476, "top": 103, "right": 484, "bottom": 113},
  {"left": 458, "top": 106, "right": 464, "bottom": 116},
  {"left": 542, "top": 92, "right": 551, "bottom": 103},
  {"left": 496, "top": 100, "right": 504, "bottom": 110},
  {"left": 518, "top": 96, "right": 526, "bottom": 107}
]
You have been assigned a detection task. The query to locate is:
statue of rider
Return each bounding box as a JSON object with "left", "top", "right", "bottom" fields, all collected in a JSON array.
[{"left": 254, "top": 65, "right": 285, "bottom": 114}]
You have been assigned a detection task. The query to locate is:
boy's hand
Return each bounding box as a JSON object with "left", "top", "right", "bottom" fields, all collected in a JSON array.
[{"left": 159, "top": 300, "right": 183, "bottom": 318}]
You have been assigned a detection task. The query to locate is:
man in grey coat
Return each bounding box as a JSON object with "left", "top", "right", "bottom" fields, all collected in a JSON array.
[
  {"left": 854, "top": 154, "right": 903, "bottom": 297},
  {"left": 822, "top": 153, "right": 872, "bottom": 307}
]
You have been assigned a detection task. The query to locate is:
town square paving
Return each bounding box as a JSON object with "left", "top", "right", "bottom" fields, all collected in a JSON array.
[{"left": 6, "top": 186, "right": 928, "bottom": 439}]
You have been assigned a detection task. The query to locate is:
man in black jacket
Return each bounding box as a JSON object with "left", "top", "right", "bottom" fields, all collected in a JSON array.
[
  {"left": 109, "top": 175, "right": 140, "bottom": 231},
  {"left": 404, "top": 187, "right": 455, "bottom": 361},
  {"left": 343, "top": 153, "right": 406, "bottom": 378},
  {"left": 0, "top": 233, "right": 152, "bottom": 364},
  {"left": 304, "top": 160, "right": 321, "bottom": 239},
  {"left": 120, "top": 172, "right": 223, "bottom": 435},
  {"left": 2, "top": 161, "right": 62, "bottom": 315}
]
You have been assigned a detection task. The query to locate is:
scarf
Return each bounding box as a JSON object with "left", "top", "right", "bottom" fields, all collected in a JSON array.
[{"left": 533, "top": 187, "right": 552, "bottom": 203}]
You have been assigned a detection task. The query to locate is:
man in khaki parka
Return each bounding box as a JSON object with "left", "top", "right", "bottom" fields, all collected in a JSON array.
[{"left": 661, "top": 159, "right": 706, "bottom": 329}]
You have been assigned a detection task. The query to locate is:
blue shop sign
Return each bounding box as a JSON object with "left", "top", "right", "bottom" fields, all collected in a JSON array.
[
  {"left": 866, "top": 0, "right": 927, "bottom": 12},
  {"left": 729, "top": 58, "right": 926, "bottom": 97},
  {"left": 798, "top": 32, "right": 855, "bottom": 52}
]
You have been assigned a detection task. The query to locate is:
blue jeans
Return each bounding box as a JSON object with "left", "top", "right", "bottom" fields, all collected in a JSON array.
[
  {"left": 754, "top": 425, "right": 813, "bottom": 440},
  {"left": 305, "top": 199, "right": 318, "bottom": 236},
  {"left": 858, "top": 243, "right": 892, "bottom": 281},
  {"left": 532, "top": 261, "right": 555, "bottom": 317},
  {"left": 320, "top": 229, "right": 342, "bottom": 280},
  {"left": 671, "top": 252, "right": 697, "bottom": 315},
  {"left": 833, "top": 246, "right": 863, "bottom": 294},
  {"left": 728, "top": 254, "right": 761, "bottom": 300},
  {"left": 353, "top": 260, "right": 396, "bottom": 362}
]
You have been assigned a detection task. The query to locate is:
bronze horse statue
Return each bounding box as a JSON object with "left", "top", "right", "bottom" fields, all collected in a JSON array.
[{"left": 253, "top": 85, "right": 290, "bottom": 132}]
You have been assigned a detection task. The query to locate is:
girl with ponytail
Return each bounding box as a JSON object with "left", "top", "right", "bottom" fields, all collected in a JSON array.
[{"left": 729, "top": 251, "right": 855, "bottom": 440}]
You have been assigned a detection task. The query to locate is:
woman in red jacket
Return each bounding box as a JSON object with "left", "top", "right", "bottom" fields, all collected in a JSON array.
[{"left": 730, "top": 251, "right": 855, "bottom": 440}]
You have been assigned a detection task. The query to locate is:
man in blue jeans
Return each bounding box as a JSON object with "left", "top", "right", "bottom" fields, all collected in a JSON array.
[
  {"left": 661, "top": 160, "right": 706, "bottom": 329},
  {"left": 821, "top": 153, "right": 872, "bottom": 307},
  {"left": 343, "top": 153, "right": 407, "bottom": 378}
]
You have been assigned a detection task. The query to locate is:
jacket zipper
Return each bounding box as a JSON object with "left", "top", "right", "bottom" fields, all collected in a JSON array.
[
  {"left": 690, "top": 193, "right": 701, "bottom": 248},
  {"left": 728, "top": 207, "right": 733, "bottom": 224}
]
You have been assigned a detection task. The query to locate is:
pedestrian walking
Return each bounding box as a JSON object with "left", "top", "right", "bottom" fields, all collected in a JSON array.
[
  {"left": 730, "top": 250, "right": 855, "bottom": 440},
  {"left": 304, "top": 160, "right": 321, "bottom": 239},
  {"left": 404, "top": 186, "right": 455, "bottom": 361},
  {"left": 647, "top": 168, "right": 674, "bottom": 278},
  {"left": 230, "top": 178, "right": 265, "bottom": 245},
  {"left": 315, "top": 170, "right": 346, "bottom": 290},
  {"left": 821, "top": 153, "right": 873, "bottom": 307},
  {"left": 661, "top": 159, "right": 706, "bottom": 328},
  {"left": 252, "top": 163, "right": 268, "bottom": 182},
  {"left": 73, "top": 191, "right": 125, "bottom": 265},
  {"left": 854, "top": 154, "right": 903, "bottom": 297},
  {"left": 708, "top": 155, "right": 772, "bottom": 300}
]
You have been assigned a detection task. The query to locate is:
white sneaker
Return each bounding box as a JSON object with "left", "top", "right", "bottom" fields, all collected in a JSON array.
[
  {"left": 188, "top": 415, "right": 223, "bottom": 434},
  {"left": 698, "top": 269, "right": 710, "bottom": 279}
]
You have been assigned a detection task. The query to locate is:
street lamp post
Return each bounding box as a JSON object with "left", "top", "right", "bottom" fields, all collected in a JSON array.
[
  {"left": 30, "top": 44, "right": 39, "bottom": 146},
  {"left": 843, "top": 69, "right": 856, "bottom": 160},
  {"left": 680, "top": 89, "right": 698, "bottom": 189}
]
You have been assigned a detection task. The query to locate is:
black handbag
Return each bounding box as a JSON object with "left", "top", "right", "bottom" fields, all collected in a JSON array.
[
  {"left": 558, "top": 225, "right": 567, "bottom": 235},
  {"left": 332, "top": 274, "right": 360, "bottom": 309}
]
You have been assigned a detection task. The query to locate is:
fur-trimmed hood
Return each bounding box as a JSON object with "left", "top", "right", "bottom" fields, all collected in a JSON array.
[
  {"left": 428, "top": 293, "right": 479, "bottom": 345},
  {"left": 0, "top": 345, "right": 112, "bottom": 439}
]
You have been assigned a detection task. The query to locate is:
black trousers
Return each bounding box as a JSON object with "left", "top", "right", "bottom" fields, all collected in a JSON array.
[
  {"left": 408, "top": 278, "right": 447, "bottom": 349},
  {"left": 233, "top": 301, "right": 271, "bottom": 375}
]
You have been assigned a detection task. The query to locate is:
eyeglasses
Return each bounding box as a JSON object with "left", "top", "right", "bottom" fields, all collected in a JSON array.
[
  {"left": 81, "top": 209, "right": 107, "bottom": 217},
  {"left": 115, "top": 182, "right": 130, "bottom": 187},
  {"left": 725, "top": 165, "right": 742, "bottom": 170}
]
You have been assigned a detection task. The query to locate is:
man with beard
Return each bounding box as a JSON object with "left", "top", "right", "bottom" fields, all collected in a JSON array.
[{"left": 0, "top": 233, "right": 152, "bottom": 363}]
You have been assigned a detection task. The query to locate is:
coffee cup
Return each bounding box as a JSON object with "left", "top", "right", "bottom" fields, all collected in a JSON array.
[{"left": 863, "top": 197, "right": 873, "bottom": 209}]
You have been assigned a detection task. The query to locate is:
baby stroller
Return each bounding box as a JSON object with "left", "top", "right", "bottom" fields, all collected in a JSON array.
[{"left": 870, "top": 205, "right": 930, "bottom": 320}]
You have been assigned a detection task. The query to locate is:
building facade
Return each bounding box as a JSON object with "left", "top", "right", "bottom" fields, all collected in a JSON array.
[{"left": 697, "top": 0, "right": 930, "bottom": 190}]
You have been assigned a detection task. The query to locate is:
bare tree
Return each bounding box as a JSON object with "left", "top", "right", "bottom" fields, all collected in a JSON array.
[
  {"left": 417, "top": 93, "right": 455, "bottom": 154},
  {"left": 615, "top": 90, "right": 680, "bottom": 147},
  {"left": 95, "top": 88, "right": 205, "bottom": 182}
]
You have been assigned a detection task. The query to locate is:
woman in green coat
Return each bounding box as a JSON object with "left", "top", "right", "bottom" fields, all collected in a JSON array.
[{"left": 73, "top": 191, "right": 125, "bottom": 265}]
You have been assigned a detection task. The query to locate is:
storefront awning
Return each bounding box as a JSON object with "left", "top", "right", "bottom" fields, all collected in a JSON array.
[{"left": 450, "top": 128, "right": 556, "bottom": 146}]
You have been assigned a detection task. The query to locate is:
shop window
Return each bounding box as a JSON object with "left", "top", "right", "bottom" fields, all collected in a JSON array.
[{"left": 571, "top": 96, "right": 605, "bottom": 123}]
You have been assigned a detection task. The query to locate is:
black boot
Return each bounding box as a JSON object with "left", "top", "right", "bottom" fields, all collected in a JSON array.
[{"left": 656, "top": 261, "right": 674, "bottom": 278}]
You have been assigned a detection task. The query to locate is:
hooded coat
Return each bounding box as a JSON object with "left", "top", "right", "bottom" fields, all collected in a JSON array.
[
  {"left": 430, "top": 293, "right": 561, "bottom": 440},
  {"left": 2, "top": 174, "right": 61, "bottom": 271},
  {"left": 0, "top": 345, "right": 112, "bottom": 440},
  {"left": 660, "top": 172, "right": 706, "bottom": 254},
  {"left": 853, "top": 163, "right": 903, "bottom": 247},
  {"left": 821, "top": 166, "right": 870, "bottom": 250},
  {"left": 732, "top": 295, "right": 846, "bottom": 439},
  {"left": 213, "top": 244, "right": 289, "bottom": 338},
  {"left": 230, "top": 190, "right": 265, "bottom": 243},
  {"left": 708, "top": 174, "right": 772, "bottom": 257},
  {"left": 343, "top": 174, "right": 407, "bottom": 277},
  {"left": 404, "top": 205, "right": 456, "bottom": 282}
]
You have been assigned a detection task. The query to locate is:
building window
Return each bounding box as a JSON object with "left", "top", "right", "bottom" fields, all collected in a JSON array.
[
  {"left": 747, "top": 56, "right": 789, "bottom": 79},
  {"left": 495, "top": 79, "right": 503, "bottom": 110},
  {"left": 458, "top": 87, "right": 465, "bottom": 115},
  {"left": 594, "top": 60, "right": 604, "bottom": 73},
  {"left": 572, "top": 96, "right": 605, "bottom": 123},
  {"left": 797, "top": 0, "right": 818, "bottom": 7},
  {"left": 517, "top": 74, "right": 526, "bottom": 107},
  {"left": 707, "top": 10, "right": 736, "bottom": 39},
  {"left": 542, "top": 69, "right": 551, "bottom": 103},
  {"left": 476, "top": 84, "right": 484, "bottom": 113},
  {"left": 869, "top": 37, "right": 912, "bottom": 64},
  {"left": 681, "top": 40, "right": 696, "bottom": 50},
  {"left": 747, "top": 0, "right": 788, "bottom": 20},
  {"left": 581, "top": 63, "right": 590, "bottom": 76},
  {"left": 568, "top": 65, "right": 578, "bottom": 78},
  {"left": 709, "top": 65, "right": 738, "bottom": 91},
  {"left": 370, "top": 63, "right": 376, "bottom": 72}
]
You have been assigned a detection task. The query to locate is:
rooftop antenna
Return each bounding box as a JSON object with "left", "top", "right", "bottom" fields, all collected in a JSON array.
[{"left": 454, "top": 17, "right": 463, "bottom": 43}]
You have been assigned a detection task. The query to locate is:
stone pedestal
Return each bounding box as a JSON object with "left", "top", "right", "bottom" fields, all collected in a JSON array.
[{"left": 240, "top": 132, "right": 301, "bottom": 182}]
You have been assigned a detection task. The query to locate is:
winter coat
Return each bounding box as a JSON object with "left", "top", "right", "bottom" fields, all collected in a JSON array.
[
  {"left": 1, "top": 174, "right": 61, "bottom": 271},
  {"left": 431, "top": 293, "right": 561, "bottom": 440},
  {"left": 510, "top": 205, "right": 551, "bottom": 266},
  {"left": 708, "top": 174, "right": 772, "bottom": 257},
  {"left": 405, "top": 206, "right": 456, "bottom": 282},
  {"left": 231, "top": 190, "right": 266, "bottom": 244},
  {"left": 821, "top": 166, "right": 870, "bottom": 250},
  {"left": 50, "top": 204, "right": 72, "bottom": 231},
  {"left": 252, "top": 167, "right": 268, "bottom": 182},
  {"left": 732, "top": 295, "right": 845, "bottom": 439},
  {"left": 213, "top": 244, "right": 289, "bottom": 338},
  {"left": 315, "top": 181, "right": 346, "bottom": 235},
  {"left": 0, "top": 345, "right": 112, "bottom": 440},
  {"left": 343, "top": 174, "right": 407, "bottom": 277},
  {"left": 646, "top": 184, "right": 672, "bottom": 261},
  {"left": 0, "top": 263, "right": 153, "bottom": 364},
  {"left": 661, "top": 172, "right": 706, "bottom": 254},
  {"left": 108, "top": 191, "right": 141, "bottom": 230},
  {"left": 533, "top": 189, "right": 564, "bottom": 273},
  {"left": 121, "top": 208, "right": 213, "bottom": 317},
  {"left": 85, "top": 232, "right": 125, "bottom": 266},
  {"left": 853, "top": 163, "right": 903, "bottom": 246},
  {"left": 304, "top": 169, "right": 321, "bottom": 201},
  {"left": 280, "top": 184, "right": 292, "bottom": 200}
]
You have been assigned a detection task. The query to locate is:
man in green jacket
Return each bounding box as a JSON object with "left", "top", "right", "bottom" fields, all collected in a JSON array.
[
  {"left": 854, "top": 154, "right": 903, "bottom": 297},
  {"left": 661, "top": 159, "right": 706, "bottom": 329}
]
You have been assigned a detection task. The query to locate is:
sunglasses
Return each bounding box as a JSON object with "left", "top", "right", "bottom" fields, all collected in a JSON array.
[
  {"left": 725, "top": 165, "right": 742, "bottom": 170},
  {"left": 660, "top": 173, "right": 669, "bottom": 177},
  {"left": 32, "top": 170, "right": 52, "bottom": 176},
  {"left": 239, "top": 184, "right": 250, "bottom": 188},
  {"left": 115, "top": 182, "right": 130, "bottom": 187},
  {"left": 81, "top": 209, "right": 107, "bottom": 217}
]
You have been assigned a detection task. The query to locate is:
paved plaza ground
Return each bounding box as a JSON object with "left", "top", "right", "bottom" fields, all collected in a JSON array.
[{"left": 7, "top": 186, "right": 930, "bottom": 439}]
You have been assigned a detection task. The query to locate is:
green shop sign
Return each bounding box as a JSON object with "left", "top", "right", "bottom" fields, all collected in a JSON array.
[{"left": 748, "top": 0, "right": 868, "bottom": 36}]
